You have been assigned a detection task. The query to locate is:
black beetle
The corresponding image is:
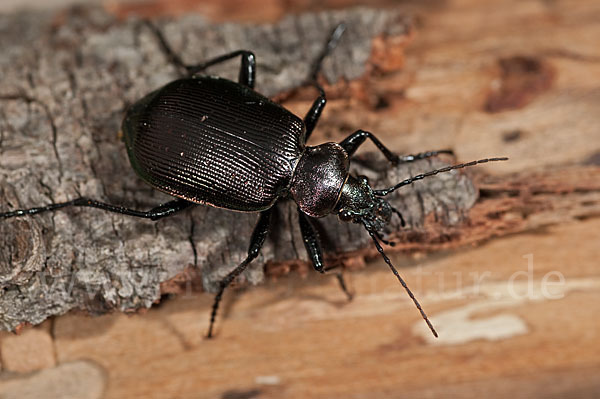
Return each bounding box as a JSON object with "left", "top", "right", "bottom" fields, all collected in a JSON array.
[{"left": 0, "top": 22, "right": 506, "bottom": 338}]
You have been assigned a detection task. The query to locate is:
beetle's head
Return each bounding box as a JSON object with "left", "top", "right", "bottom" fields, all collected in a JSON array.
[{"left": 335, "top": 175, "right": 399, "bottom": 231}]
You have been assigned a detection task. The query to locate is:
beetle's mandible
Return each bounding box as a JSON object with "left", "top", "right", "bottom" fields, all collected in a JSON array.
[{"left": 0, "top": 22, "right": 507, "bottom": 338}]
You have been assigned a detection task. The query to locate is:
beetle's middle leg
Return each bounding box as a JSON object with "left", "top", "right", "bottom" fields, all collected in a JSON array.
[
  {"left": 297, "top": 209, "right": 353, "bottom": 300},
  {"left": 207, "top": 208, "right": 273, "bottom": 338},
  {"left": 144, "top": 21, "right": 256, "bottom": 88},
  {"left": 303, "top": 23, "right": 346, "bottom": 141},
  {"left": 303, "top": 96, "right": 327, "bottom": 142}
]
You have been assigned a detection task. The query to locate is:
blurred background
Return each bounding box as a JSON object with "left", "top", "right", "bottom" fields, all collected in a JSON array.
[{"left": 0, "top": 0, "right": 599, "bottom": 398}]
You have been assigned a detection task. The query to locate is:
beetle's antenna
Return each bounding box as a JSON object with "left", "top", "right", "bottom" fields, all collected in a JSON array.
[
  {"left": 374, "top": 157, "right": 508, "bottom": 197},
  {"left": 362, "top": 221, "right": 438, "bottom": 337}
]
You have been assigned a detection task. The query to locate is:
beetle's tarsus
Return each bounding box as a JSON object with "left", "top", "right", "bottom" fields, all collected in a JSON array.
[
  {"left": 303, "top": 23, "right": 346, "bottom": 141},
  {"left": 335, "top": 272, "right": 354, "bottom": 301},
  {"left": 307, "top": 23, "right": 347, "bottom": 90},
  {"left": 207, "top": 209, "right": 272, "bottom": 338},
  {"left": 395, "top": 149, "right": 455, "bottom": 164}
]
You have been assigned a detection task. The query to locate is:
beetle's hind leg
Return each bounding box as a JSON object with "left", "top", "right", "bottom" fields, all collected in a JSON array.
[
  {"left": 298, "top": 209, "right": 353, "bottom": 301},
  {"left": 143, "top": 21, "right": 256, "bottom": 88},
  {"left": 207, "top": 208, "right": 273, "bottom": 338},
  {"left": 0, "top": 197, "right": 193, "bottom": 221},
  {"left": 185, "top": 50, "right": 256, "bottom": 88}
]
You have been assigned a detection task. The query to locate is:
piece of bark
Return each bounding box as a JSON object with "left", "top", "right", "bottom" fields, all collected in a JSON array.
[{"left": 0, "top": 6, "right": 475, "bottom": 331}]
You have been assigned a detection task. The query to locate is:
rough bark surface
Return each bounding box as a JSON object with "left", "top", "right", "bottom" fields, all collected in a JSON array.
[{"left": 0, "top": 7, "right": 484, "bottom": 331}]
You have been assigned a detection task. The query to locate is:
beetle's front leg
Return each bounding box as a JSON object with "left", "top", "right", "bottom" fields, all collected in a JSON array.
[
  {"left": 297, "top": 209, "right": 353, "bottom": 300},
  {"left": 339, "top": 130, "right": 400, "bottom": 163},
  {"left": 207, "top": 208, "right": 273, "bottom": 338},
  {"left": 340, "top": 130, "right": 454, "bottom": 165}
]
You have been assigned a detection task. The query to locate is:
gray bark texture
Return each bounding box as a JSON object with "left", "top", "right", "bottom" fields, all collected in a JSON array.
[{"left": 0, "top": 7, "right": 477, "bottom": 331}]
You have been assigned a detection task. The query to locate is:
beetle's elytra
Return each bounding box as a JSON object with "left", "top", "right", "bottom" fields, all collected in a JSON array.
[
  {"left": 0, "top": 22, "right": 507, "bottom": 338},
  {"left": 123, "top": 76, "right": 304, "bottom": 212}
]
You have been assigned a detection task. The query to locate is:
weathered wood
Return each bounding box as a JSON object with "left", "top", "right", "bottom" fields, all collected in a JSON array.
[
  {"left": 0, "top": 7, "right": 483, "bottom": 331},
  {"left": 4, "top": 217, "right": 598, "bottom": 399}
]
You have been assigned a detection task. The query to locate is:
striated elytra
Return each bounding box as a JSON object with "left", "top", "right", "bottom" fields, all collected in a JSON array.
[
  {"left": 0, "top": 22, "right": 507, "bottom": 338},
  {"left": 122, "top": 76, "right": 306, "bottom": 213}
]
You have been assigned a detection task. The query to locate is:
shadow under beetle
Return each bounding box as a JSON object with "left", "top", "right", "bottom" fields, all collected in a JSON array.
[{"left": 0, "top": 22, "right": 507, "bottom": 338}]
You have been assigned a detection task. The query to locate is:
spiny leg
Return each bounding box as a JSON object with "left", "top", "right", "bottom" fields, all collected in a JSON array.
[
  {"left": 303, "top": 96, "right": 326, "bottom": 142},
  {"left": 298, "top": 209, "right": 353, "bottom": 300},
  {"left": 0, "top": 197, "right": 194, "bottom": 221},
  {"left": 303, "top": 23, "right": 346, "bottom": 141},
  {"left": 340, "top": 130, "right": 456, "bottom": 166},
  {"left": 144, "top": 21, "right": 256, "bottom": 87},
  {"left": 207, "top": 208, "right": 273, "bottom": 338}
]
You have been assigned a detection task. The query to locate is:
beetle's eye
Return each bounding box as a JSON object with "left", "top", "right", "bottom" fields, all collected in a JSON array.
[
  {"left": 358, "top": 175, "right": 370, "bottom": 185},
  {"left": 339, "top": 210, "right": 353, "bottom": 222}
]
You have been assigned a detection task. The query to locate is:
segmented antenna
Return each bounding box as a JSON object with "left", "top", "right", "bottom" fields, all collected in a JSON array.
[
  {"left": 374, "top": 157, "right": 508, "bottom": 197},
  {"left": 363, "top": 223, "right": 438, "bottom": 338}
]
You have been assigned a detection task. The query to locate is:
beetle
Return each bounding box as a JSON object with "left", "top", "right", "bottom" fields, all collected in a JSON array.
[{"left": 0, "top": 22, "right": 507, "bottom": 338}]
